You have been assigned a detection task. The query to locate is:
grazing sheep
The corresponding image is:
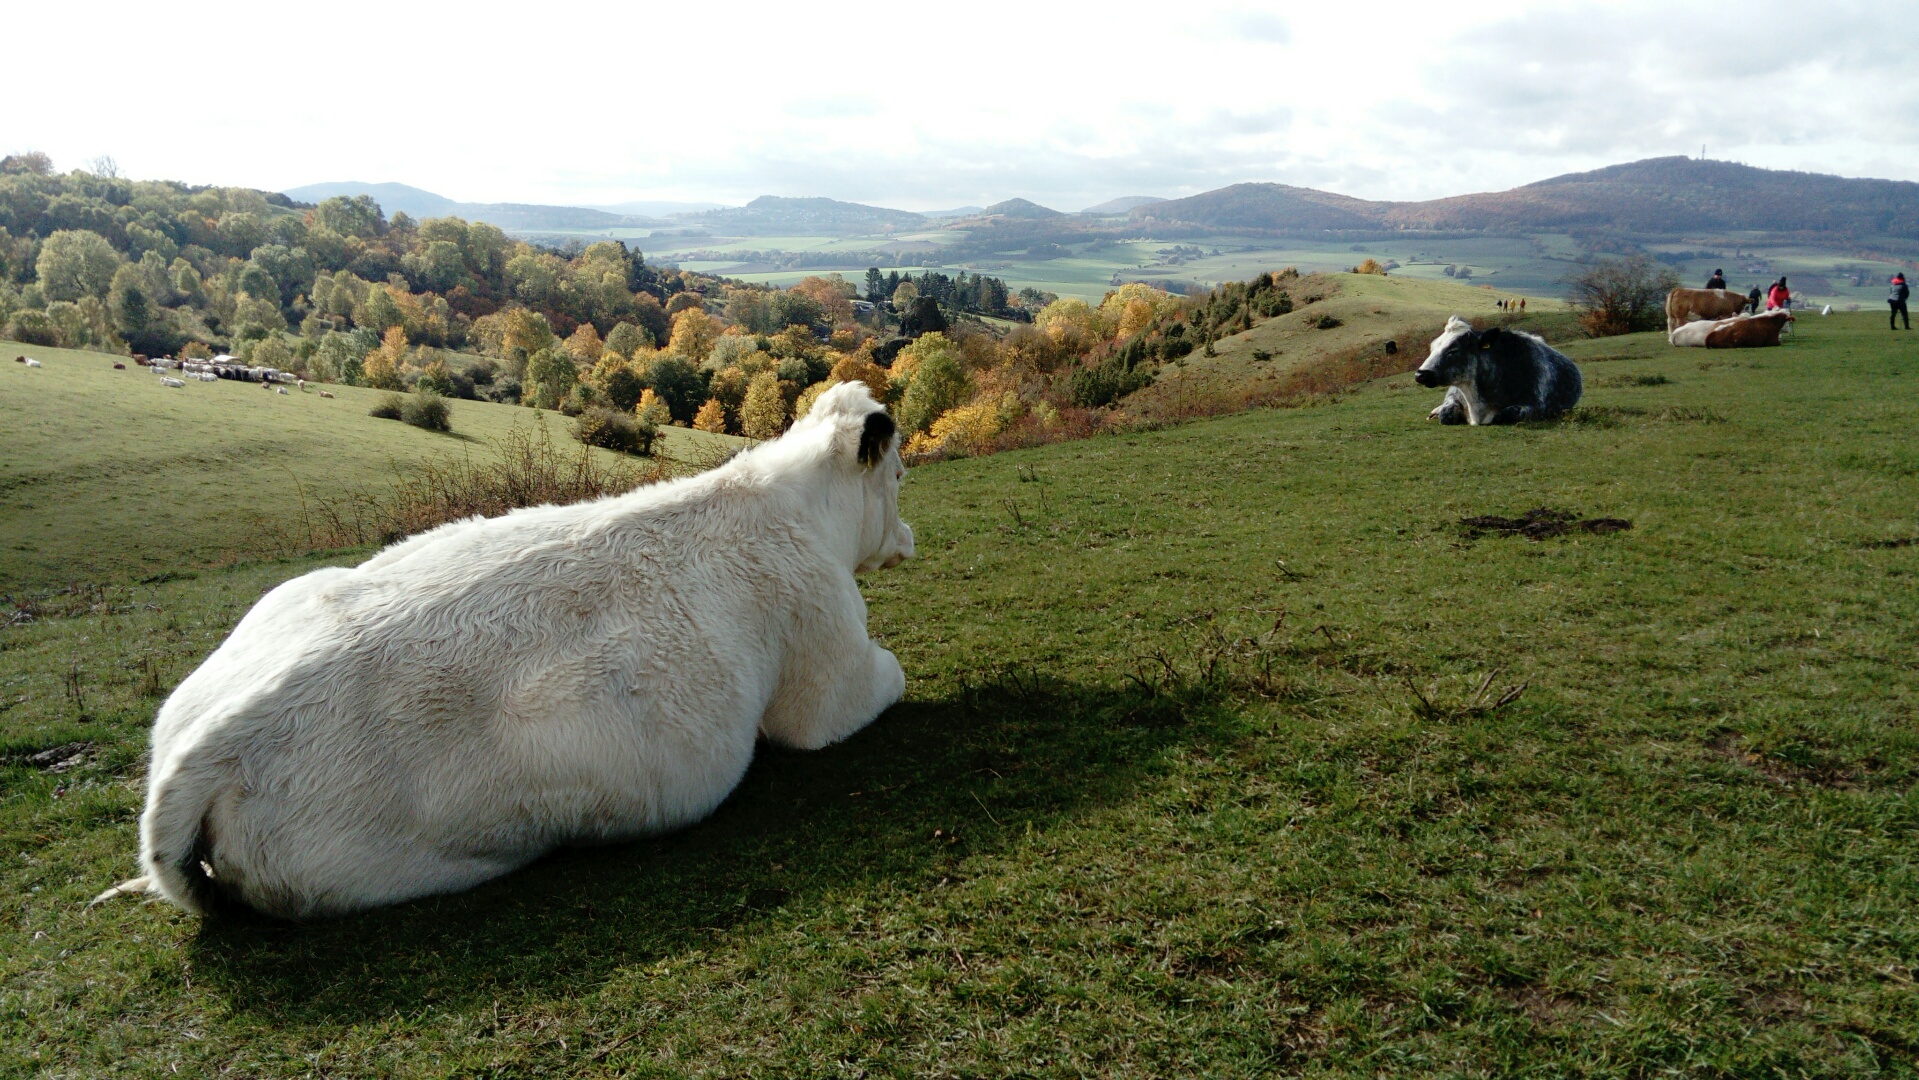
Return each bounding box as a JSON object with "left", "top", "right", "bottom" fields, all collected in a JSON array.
[
  {"left": 114, "top": 362, "right": 126, "bottom": 370},
  {"left": 103, "top": 382, "right": 914, "bottom": 918},
  {"left": 1415, "top": 316, "right": 1582, "bottom": 425},
  {"left": 318, "top": 390, "right": 335, "bottom": 399},
  {"left": 24, "top": 359, "right": 42, "bottom": 368},
  {"left": 276, "top": 386, "right": 289, "bottom": 395},
  {"left": 160, "top": 377, "right": 185, "bottom": 388}
]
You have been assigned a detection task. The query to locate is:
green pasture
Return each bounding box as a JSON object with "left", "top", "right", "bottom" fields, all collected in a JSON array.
[
  {"left": 0, "top": 347, "right": 739, "bottom": 594},
  {"left": 4, "top": 315, "right": 1918, "bottom": 1075}
]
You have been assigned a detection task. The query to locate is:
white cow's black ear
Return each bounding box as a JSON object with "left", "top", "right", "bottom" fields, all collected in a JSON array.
[{"left": 857, "top": 411, "right": 896, "bottom": 468}]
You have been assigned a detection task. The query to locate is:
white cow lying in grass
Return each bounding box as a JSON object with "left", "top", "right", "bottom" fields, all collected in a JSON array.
[{"left": 102, "top": 383, "right": 914, "bottom": 918}]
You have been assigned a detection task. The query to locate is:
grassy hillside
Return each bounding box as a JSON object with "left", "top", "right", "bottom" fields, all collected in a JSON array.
[
  {"left": 3, "top": 315, "right": 1917, "bottom": 1075},
  {"left": 0, "top": 345, "right": 739, "bottom": 593}
]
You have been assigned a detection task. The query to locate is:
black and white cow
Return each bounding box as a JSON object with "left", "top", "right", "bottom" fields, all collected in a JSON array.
[{"left": 1414, "top": 316, "right": 1582, "bottom": 425}]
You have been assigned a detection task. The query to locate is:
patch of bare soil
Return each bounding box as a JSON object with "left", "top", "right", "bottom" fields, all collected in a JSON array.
[{"left": 1458, "top": 507, "right": 1633, "bottom": 541}]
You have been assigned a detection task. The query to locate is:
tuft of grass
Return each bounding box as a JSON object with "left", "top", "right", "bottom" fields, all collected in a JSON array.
[
  {"left": 279, "top": 422, "right": 669, "bottom": 550},
  {"left": 1592, "top": 372, "right": 1673, "bottom": 387}
]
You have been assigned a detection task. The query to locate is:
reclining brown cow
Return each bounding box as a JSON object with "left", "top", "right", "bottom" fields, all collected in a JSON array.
[
  {"left": 1668, "top": 308, "right": 1793, "bottom": 348},
  {"left": 1666, "top": 288, "right": 1749, "bottom": 332}
]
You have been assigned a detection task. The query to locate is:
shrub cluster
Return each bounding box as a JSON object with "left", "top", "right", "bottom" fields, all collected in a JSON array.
[
  {"left": 573, "top": 406, "right": 656, "bottom": 456},
  {"left": 369, "top": 390, "right": 451, "bottom": 432}
]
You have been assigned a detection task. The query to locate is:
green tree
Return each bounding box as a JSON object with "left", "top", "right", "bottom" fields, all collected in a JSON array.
[
  {"left": 108, "top": 265, "right": 177, "bottom": 356},
  {"left": 36, "top": 230, "right": 123, "bottom": 301},
  {"left": 603, "top": 321, "right": 652, "bottom": 359},
  {"left": 524, "top": 347, "right": 579, "bottom": 410},
  {"left": 315, "top": 195, "right": 384, "bottom": 239},
  {"left": 645, "top": 357, "right": 707, "bottom": 424},
  {"left": 897, "top": 347, "right": 971, "bottom": 434}
]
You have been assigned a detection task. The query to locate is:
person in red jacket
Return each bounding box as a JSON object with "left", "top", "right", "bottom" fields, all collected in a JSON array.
[{"left": 1767, "top": 277, "right": 1791, "bottom": 311}]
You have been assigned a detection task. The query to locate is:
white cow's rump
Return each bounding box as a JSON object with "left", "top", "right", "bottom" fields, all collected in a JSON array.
[{"left": 110, "top": 382, "right": 914, "bottom": 918}]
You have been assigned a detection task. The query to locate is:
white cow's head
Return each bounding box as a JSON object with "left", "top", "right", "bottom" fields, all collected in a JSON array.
[{"left": 796, "top": 382, "right": 915, "bottom": 573}]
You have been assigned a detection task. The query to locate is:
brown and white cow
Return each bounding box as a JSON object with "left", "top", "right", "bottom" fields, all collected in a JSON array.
[
  {"left": 1666, "top": 288, "right": 1750, "bottom": 332},
  {"left": 1668, "top": 309, "right": 1794, "bottom": 348}
]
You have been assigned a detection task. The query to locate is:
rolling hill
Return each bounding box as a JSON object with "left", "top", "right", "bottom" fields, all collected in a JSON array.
[
  {"left": 1129, "top": 157, "right": 1919, "bottom": 242},
  {"left": 977, "top": 198, "right": 1064, "bottom": 220},
  {"left": 1080, "top": 195, "right": 1164, "bottom": 214},
  {"left": 283, "top": 182, "right": 664, "bottom": 232},
  {"left": 683, "top": 196, "right": 928, "bottom": 234}
]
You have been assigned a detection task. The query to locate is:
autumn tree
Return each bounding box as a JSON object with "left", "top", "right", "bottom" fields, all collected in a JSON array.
[
  {"left": 829, "top": 349, "right": 891, "bottom": 400},
  {"left": 1566, "top": 255, "right": 1678, "bottom": 337},
  {"left": 667, "top": 308, "right": 719, "bottom": 364},
  {"left": 693, "top": 398, "right": 728, "bottom": 433},
  {"left": 740, "top": 370, "right": 787, "bottom": 439},
  {"left": 362, "top": 327, "right": 410, "bottom": 390},
  {"left": 635, "top": 388, "right": 673, "bottom": 427},
  {"left": 565, "top": 322, "right": 604, "bottom": 363}
]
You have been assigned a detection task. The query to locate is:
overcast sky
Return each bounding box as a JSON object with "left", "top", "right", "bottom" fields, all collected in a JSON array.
[{"left": 12, "top": 0, "right": 1911, "bottom": 212}]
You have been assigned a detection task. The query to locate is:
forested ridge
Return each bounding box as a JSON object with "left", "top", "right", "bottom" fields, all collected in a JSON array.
[{"left": 0, "top": 152, "right": 1321, "bottom": 450}]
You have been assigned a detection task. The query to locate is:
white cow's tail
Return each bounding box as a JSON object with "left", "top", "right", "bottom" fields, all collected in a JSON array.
[{"left": 130, "top": 759, "right": 244, "bottom": 916}]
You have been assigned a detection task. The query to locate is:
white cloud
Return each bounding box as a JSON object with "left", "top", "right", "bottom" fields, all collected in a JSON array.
[{"left": 6, "top": 0, "right": 1909, "bottom": 211}]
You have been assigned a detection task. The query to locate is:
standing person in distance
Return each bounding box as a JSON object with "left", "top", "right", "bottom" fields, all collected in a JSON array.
[
  {"left": 1747, "top": 283, "right": 1764, "bottom": 314},
  {"left": 1705, "top": 268, "right": 1728, "bottom": 290},
  {"left": 1891, "top": 272, "right": 1911, "bottom": 331}
]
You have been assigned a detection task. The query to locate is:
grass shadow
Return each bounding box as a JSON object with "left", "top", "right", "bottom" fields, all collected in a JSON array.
[{"left": 185, "top": 673, "right": 1232, "bottom": 1022}]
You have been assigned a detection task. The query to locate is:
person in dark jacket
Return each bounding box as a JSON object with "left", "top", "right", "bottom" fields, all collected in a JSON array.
[
  {"left": 1892, "top": 273, "right": 1911, "bottom": 330},
  {"left": 1705, "top": 268, "right": 1727, "bottom": 290},
  {"left": 1747, "top": 284, "right": 1764, "bottom": 314}
]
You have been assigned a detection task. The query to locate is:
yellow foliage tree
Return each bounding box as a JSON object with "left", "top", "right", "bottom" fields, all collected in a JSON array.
[
  {"left": 1354, "top": 257, "right": 1387, "bottom": 275},
  {"left": 635, "top": 387, "right": 672, "bottom": 427},
  {"left": 708, "top": 365, "right": 751, "bottom": 421},
  {"left": 829, "top": 350, "right": 891, "bottom": 400},
  {"left": 565, "top": 322, "right": 604, "bottom": 362},
  {"left": 361, "top": 326, "right": 409, "bottom": 390},
  {"left": 1036, "top": 297, "right": 1099, "bottom": 347},
  {"left": 740, "top": 371, "right": 787, "bottom": 440},
  {"left": 924, "top": 400, "right": 1005, "bottom": 453},
  {"left": 692, "top": 397, "right": 728, "bottom": 433},
  {"left": 792, "top": 380, "right": 831, "bottom": 420},
  {"left": 1117, "top": 297, "right": 1155, "bottom": 338},
  {"left": 500, "top": 307, "right": 556, "bottom": 356},
  {"left": 668, "top": 308, "right": 719, "bottom": 363}
]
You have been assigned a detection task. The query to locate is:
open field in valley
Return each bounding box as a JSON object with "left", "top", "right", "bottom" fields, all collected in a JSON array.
[
  {"left": 2, "top": 313, "right": 1917, "bottom": 1075},
  {"left": 0, "top": 349, "right": 740, "bottom": 594}
]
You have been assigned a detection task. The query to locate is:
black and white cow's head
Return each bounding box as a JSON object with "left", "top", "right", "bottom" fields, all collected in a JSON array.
[{"left": 1413, "top": 315, "right": 1491, "bottom": 389}]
